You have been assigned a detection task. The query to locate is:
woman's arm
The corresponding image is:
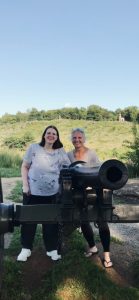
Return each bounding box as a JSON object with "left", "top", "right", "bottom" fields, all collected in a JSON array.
[
  {"left": 21, "top": 161, "right": 31, "bottom": 194},
  {"left": 87, "top": 149, "right": 101, "bottom": 166},
  {"left": 59, "top": 148, "right": 71, "bottom": 167}
]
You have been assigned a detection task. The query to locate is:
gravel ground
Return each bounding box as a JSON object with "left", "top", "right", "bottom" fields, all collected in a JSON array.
[
  {"left": 92, "top": 222, "right": 139, "bottom": 254},
  {"left": 109, "top": 222, "right": 139, "bottom": 252}
]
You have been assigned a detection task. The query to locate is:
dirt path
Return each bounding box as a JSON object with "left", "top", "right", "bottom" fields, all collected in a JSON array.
[{"left": 1, "top": 177, "right": 21, "bottom": 203}]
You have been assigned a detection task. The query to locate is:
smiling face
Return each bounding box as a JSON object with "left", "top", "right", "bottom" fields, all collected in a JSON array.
[
  {"left": 71, "top": 130, "right": 86, "bottom": 150},
  {"left": 44, "top": 127, "right": 58, "bottom": 146}
]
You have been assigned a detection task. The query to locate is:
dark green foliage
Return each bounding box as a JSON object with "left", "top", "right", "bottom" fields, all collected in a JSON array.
[
  {"left": 122, "top": 106, "right": 139, "bottom": 122},
  {"left": 123, "top": 123, "right": 139, "bottom": 177},
  {"left": 4, "top": 132, "right": 34, "bottom": 149},
  {"left": 1, "top": 258, "right": 25, "bottom": 300},
  {"left": 86, "top": 105, "right": 115, "bottom": 121},
  {"left": 1, "top": 105, "right": 139, "bottom": 124}
]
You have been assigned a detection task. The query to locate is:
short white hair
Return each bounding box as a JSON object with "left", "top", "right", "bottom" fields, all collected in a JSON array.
[{"left": 71, "top": 128, "right": 86, "bottom": 141}]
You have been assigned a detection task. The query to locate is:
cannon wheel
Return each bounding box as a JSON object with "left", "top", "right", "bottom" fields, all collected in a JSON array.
[{"left": 0, "top": 177, "right": 4, "bottom": 289}]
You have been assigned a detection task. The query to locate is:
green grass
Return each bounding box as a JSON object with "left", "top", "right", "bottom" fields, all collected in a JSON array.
[
  {"left": 132, "top": 260, "right": 139, "bottom": 289},
  {"left": 8, "top": 181, "right": 22, "bottom": 203},
  {"left": 0, "top": 149, "right": 21, "bottom": 177},
  {"left": 1, "top": 257, "right": 25, "bottom": 300},
  {"left": 0, "top": 119, "right": 138, "bottom": 178},
  {"left": 0, "top": 168, "right": 20, "bottom": 177},
  {"left": 1, "top": 229, "right": 139, "bottom": 300},
  {"left": 0, "top": 119, "right": 135, "bottom": 160},
  {"left": 0, "top": 150, "right": 22, "bottom": 168}
]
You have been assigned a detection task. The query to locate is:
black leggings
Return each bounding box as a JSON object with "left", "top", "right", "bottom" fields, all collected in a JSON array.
[
  {"left": 20, "top": 193, "right": 60, "bottom": 252},
  {"left": 81, "top": 221, "right": 110, "bottom": 252}
]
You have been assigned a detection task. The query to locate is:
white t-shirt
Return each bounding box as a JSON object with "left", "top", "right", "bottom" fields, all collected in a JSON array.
[{"left": 23, "top": 143, "right": 70, "bottom": 196}]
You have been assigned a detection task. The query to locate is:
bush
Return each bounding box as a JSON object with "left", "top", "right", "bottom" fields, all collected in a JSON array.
[
  {"left": 4, "top": 132, "right": 34, "bottom": 150},
  {"left": 123, "top": 123, "right": 139, "bottom": 177}
]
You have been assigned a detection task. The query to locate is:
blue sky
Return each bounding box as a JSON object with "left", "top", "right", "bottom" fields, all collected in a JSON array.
[{"left": 0, "top": 0, "right": 139, "bottom": 117}]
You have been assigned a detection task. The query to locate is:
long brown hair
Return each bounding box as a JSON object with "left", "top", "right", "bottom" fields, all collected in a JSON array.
[{"left": 39, "top": 125, "right": 63, "bottom": 149}]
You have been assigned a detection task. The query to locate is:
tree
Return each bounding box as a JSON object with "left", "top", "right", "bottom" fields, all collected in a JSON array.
[
  {"left": 124, "top": 123, "right": 139, "bottom": 177},
  {"left": 78, "top": 107, "right": 87, "bottom": 120},
  {"left": 1, "top": 113, "right": 17, "bottom": 123},
  {"left": 122, "top": 106, "right": 139, "bottom": 122},
  {"left": 86, "top": 105, "right": 114, "bottom": 121}
]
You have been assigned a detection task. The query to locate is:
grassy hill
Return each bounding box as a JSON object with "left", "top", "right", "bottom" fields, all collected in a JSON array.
[{"left": 0, "top": 119, "right": 135, "bottom": 161}]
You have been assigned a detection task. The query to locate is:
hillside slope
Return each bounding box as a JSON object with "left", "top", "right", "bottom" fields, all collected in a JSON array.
[{"left": 0, "top": 119, "right": 135, "bottom": 160}]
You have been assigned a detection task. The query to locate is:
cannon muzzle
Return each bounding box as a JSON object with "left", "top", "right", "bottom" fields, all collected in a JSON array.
[
  {"left": 0, "top": 159, "right": 128, "bottom": 237},
  {"left": 69, "top": 159, "right": 128, "bottom": 190}
]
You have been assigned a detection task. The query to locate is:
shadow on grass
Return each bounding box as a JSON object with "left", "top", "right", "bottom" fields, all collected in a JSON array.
[{"left": 1, "top": 228, "right": 139, "bottom": 300}]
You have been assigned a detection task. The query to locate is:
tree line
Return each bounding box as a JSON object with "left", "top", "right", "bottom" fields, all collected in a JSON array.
[{"left": 0, "top": 105, "right": 139, "bottom": 123}]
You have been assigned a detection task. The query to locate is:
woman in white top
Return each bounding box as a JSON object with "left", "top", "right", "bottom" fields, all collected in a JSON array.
[
  {"left": 17, "top": 125, "right": 70, "bottom": 262},
  {"left": 68, "top": 128, "right": 113, "bottom": 268}
]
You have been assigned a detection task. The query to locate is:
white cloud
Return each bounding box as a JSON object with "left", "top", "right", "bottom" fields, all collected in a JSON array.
[{"left": 64, "top": 102, "right": 73, "bottom": 108}]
